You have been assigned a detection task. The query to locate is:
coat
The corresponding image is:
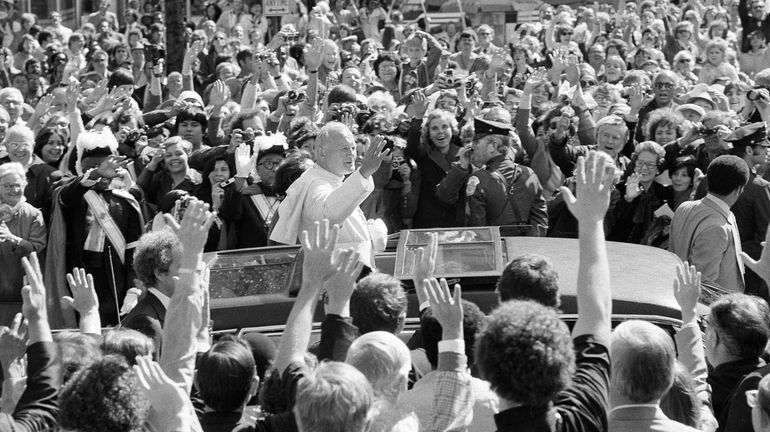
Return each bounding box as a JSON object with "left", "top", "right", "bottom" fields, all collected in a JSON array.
[
  {"left": 405, "top": 118, "right": 461, "bottom": 229},
  {"left": 609, "top": 406, "right": 700, "bottom": 432},
  {"left": 670, "top": 196, "right": 744, "bottom": 293},
  {"left": 121, "top": 290, "right": 166, "bottom": 356}
]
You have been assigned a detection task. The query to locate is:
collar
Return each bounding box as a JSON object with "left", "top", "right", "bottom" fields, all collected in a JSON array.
[
  {"left": 704, "top": 193, "right": 731, "bottom": 215},
  {"left": 610, "top": 404, "right": 662, "bottom": 420},
  {"left": 147, "top": 288, "right": 170, "bottom": 310},
  {"left": 310, "top": 164, "right": 344, "bottom": 183},
  {"left": 494, "top": 403, "right": 556, "bottom": 432}
]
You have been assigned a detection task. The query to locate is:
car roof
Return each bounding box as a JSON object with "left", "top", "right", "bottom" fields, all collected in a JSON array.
[{"left": 208, "top": 235, "right": 688, "bottom": 331}]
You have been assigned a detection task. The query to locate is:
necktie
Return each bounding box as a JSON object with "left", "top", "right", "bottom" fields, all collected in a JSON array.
[{"left": 728, "top": 212, "right": 746, "bottom": 282}]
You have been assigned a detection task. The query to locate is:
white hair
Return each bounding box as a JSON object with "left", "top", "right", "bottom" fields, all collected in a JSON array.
[
  {"left": 345, "top": 331, "right": 411, "bottom": 405},
  {"left": 0, "top": 162, "right": 27, "bottom": 183},
  {"left": 611, "top": 320, "right": 676, "bottom": 403}
]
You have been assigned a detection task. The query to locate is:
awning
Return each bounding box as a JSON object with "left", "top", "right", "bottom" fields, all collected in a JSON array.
[{"left": 439, "top": 0, "right": 542, "bottom": 13}]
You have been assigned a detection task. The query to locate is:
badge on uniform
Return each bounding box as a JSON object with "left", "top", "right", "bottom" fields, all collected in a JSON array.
[{"left": 466, "top": 176, "right": 480, "bottom": 196}]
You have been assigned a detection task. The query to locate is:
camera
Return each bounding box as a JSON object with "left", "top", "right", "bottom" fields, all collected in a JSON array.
[
  {"left": 123, "top": 129, "right": 146, "bottom": 148},
  {"left": 440, "top": 69, "right": 459, "bottom": 88},
  {"left": 144, "top": 44, "right": 166, "bottom": 67},
  {"left": 287, "top": 90, "right": 305, "bottom": 103},
  {"left": 281, "top": 31, "right": 299, "bottom": 43},
  {"left": 255, "top": 50, "right": 279, "bottom": 66},
  {"left": 697, "top": 124, "right": 718, "bottom": 136},
  {"left": 747, "top": 88, "right": 768, "bottom": 101}
]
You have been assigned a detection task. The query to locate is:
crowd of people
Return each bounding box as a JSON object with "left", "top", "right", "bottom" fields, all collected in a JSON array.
[{"left": 4, "top": 0, "right": 770, "bottom": 430}]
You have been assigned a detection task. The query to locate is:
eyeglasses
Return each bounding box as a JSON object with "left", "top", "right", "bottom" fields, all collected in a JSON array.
[
  {"left": 562, "top": 32, "right": 574, "bottom": 36},
  {"left": 654, "top": 82, "right": 675, "bottom": 90},
  {"left": 635, "top": 161, "right": 658, "bottom": 169},
  {"left": 258, "top": 160, "right": 280, "bottom": 170}
]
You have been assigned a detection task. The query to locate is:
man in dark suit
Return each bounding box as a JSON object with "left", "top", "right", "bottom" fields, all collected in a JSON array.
[
  {"left": 121, "top": 229, "right": 182, "bottom": 354},
  {"left": 727, "top": 123, "right": 770, "bottom": 301},
  {"left": 670, "top": 155, "right": 750, "bottom": 294}
]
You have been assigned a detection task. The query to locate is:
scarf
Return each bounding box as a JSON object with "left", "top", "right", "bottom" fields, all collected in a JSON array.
[{"left": 0, "top": 196, "right": 26, "bottom": 223}]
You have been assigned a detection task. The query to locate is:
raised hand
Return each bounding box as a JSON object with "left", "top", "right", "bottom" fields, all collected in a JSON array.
[
  {"left": 32, "top": 93, "right": 54, "bottom": 118},
  {"left": 301, "top": 220, "right": 342, "bottom": 285},
  {"left": 66, "top": 81, "right": 81, "bottom": 111},
  {"left": 0, "top": 313, "right": 28, "bottom": 370},
  {"left": 559, "top": 151, "right": 617, "bottom": 225},
  {"left": 522, "top": 67, "right": 548, "bottom": 96},
  {"left": 412, "top": 233, "right": 438, "bottom": 305},
  {"left": 209, "top": 80, "right": 230, "bottom": 108},
  {"left": 340, "top": 111, "right": 358, "bottom": 133},
  {"left": 182, "top": 40, "right": 202, "bottom": 74},
  {"left": 359, "top": 135, "right": 390, "bottom": 178},
  {"left": 234, "top": 143, "right": 253, "bottom": 178},
  {"left": 133, "top": 355, "right": 191, "bottom": 427},
  {"left": 21, "top": 252, "right": 45, "bottom": 319},
  {"left": 163, "top": 198, "right": 216, "bottom": 271},
  {"left": 304, "top": 39, "right": 325, "bottom": 71},
  {"left": 323, "top": 248, "right": 363, "bottom": 316},
  {"left": 96, "top": 154, "right": 129, "bottom": 179},
  {"left": 741, "top": 223, "right": 770, "bottom": 286},
  {"left": 624, "top": 173, "right": 643, "bottom": 201},
  {"left": 424, "top": 278, "right": 463, "bottom": 340},
  {"left": 488, "top": 48, "right": 509, "bottom": 73},
  {"left": 63, "top": 267, "right": 99, "bottom": 316},
  {"left": 674, "top": 261, "right": 701, "bottom": 324},
  {"left": 627, "top": 83, "right": 645, "bottom": 112},
  {"left": 405, "top": 89, "right": 429, "bottom": 118},
  {"left": 84, "top": 78, "right": 109, "bottom": 106}
]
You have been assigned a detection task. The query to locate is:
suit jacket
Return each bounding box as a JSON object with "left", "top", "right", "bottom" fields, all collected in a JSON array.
[
  {"left": 121, "top": 290, "right": 166, "bottom": 353},
  {"left": 669, "top": 197, "right": 744, "bottom": 293},
  {"left": 609, "top": 406, "right": 700, "bottom": 432}
]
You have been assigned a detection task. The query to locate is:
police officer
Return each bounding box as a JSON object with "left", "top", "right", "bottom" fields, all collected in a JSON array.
[{"left": 464, "top": 108, "right": 548, "bottom": 234}]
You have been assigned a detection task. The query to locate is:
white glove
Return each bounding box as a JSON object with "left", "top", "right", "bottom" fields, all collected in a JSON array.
[
  {"left": 120, "top": 288, "right": 142, "bottom": 315},
  {"left": 235, "top": 143, "right": 253, "bottom": 178}
]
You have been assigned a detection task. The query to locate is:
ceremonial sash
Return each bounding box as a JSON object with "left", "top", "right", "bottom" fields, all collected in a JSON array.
[
  {"left": 250, "top": 194, "right": 279, "bottom": 227},
  {"left": 83, "top": 190, "right": 139, "bottom": 264}
]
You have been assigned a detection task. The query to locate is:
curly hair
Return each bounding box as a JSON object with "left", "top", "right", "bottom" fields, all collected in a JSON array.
[
  {"left": 132, "top": 230, "right": 181, "bottom": 287},
  {"left": 420, "top": 109, "right": 459, "bottom": 150},
  {"left": 497, "top": 254, "right": 560, "bottom": 307},
  {"left": 643, "top": 108, "right": 684, "bottom": 142},
  {"left": 351, "top": 272, "right": 407, "bottom": 335},
  {"left": 59, "top": 355, "right": 149, "bottom": 432},
  {"left": 475, "top": 300, "right": 575, "bottom": 406},
  {"left": 373, "top": 51, "right": 402, "bottom": 83}
]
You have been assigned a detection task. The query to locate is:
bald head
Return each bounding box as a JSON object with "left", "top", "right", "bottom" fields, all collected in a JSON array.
[
  {"left": 315, "top": 121, "right": 357, "bottom": 176},
  {"left": 611, "top": 320, "right": 675, "bottom": 404}
]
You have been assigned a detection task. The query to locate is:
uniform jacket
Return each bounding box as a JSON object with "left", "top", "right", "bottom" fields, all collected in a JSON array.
[
  {"left": 464, "top": 154, "right": 548, "bottom": 233},
  {"left": 219, "top": 179, "right": 275, "bottom": 249},
  {"left": 669, "top": 196, "right": 745, "bottom": 293}
]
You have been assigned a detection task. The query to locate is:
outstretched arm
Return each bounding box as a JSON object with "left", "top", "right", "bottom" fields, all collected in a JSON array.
[
  {"left": 560, "top": 152, "right": 614, "bottom": 344},
  {"left": 274, "top": 221, "right": 342, "bottom": 373}
]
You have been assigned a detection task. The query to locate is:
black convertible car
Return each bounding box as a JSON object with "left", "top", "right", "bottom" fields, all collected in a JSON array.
[{"left": 206, "top": 226, "right": 697, "bottom": 335}]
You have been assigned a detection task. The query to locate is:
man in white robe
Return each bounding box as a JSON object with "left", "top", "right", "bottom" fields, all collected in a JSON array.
[{"left": 271, "top": 122, "right": 388, "bottom": 267}]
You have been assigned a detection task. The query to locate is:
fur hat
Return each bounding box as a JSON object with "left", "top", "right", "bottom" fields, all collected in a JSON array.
[{"left": 76, "top": 129, "right": 119, "bottom": 175}]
